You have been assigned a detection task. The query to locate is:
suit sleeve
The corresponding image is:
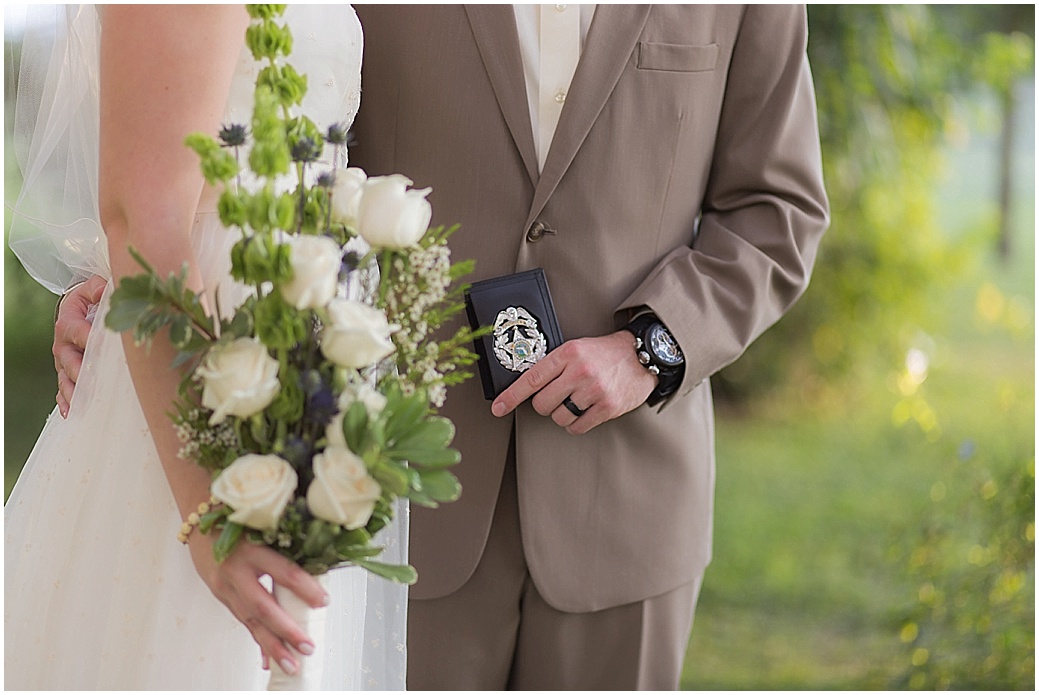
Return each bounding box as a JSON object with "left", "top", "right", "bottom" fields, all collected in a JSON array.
[{"left": 616, "top": 4, "right": 829, "bottom": 401}]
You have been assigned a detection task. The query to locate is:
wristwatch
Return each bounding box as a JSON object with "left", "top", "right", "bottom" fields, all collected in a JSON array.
[{"left": 622, "top": 313, "right": 685, "bottom": 407}]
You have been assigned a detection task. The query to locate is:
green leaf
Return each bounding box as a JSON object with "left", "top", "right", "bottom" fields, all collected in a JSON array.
[
  {"left": 213, "top": 521, "right": 245, "bottom": 562},
  {"left": 392, "top": 446, "right": 461, "bottom": 469},
  {"left": 218, "top": 189, "right": 248, "bottom": 228},
  {"left": 406, "top": 488, "right": 438, "bottom": 509},
  {"left": 199, "top": 506, "right": 231, "bottom": 534},
  {"left": 169, "top": 314, "right": 192, "bottom": 349},
  {"left": 382, "top": 390, "right": 429, "bottom": 442},
  {"left": 246, "top": 5, "right": 287, "bottom": 20},
  {"left": 385, "top": 416, "right": 460, "bottom": 467},
  {"left": 171, "top": 349, "right": 198, "bottom": 370},
  {"left": 365, "top": 500, "right": 392, "bottom": 536},
  {"left": 353, "top": 560, "right": 418, "bottom": 585},
  {"left": 275, "top": 192, "right": 296, "bottom": 230},
  {"left": 268, "top": 368, "right": 304, "bottom": 424},
  {"left": 416, "top": 469, "right": 462, "bottom": 503},
  {"left": 405, "top": 466, "right": 422, "bottom": 490},
  {"left": 302, "top": 560, "right": 331, "bottom": 575},
  {"left": 249, "top": 140, "right": 291, "bottom": 179},
  {"left": 372, "top": 460, "right": 410, "bottom": 497},
  {"left": 335, "top": 545, "right": 384, "bottom": 561},
  {"left": 390, "top": 416, "right": 455, "bottom": 452},
  {"left": 333, "top": 527, "right": 371, "bottom": 554},
  {"left": 104, "top": 297, "right": 154, "bottom": 333},
  {"left": 249, "top": 414, "right": 270, "bottom": 446},
  {"left": 253, "top": 292, "right": 306, "bottom": 349},
  {"left": 184, "top": 132, "right": 237, "bottom": 184},
  {"left": 342, "top": 401, "right": 369, "bottom": 454},
  {"left": 301, "top": 519, "right": 335, "bottom": 557},
  {"left": 368, "top": 415, "right": 387, "bottom": 450},
  {"left": 224, "top": 308, "right": 254, "bottom": 339},
  {"left": 128, "top": 247, "right": 158, "bottom": 274},
  {"left": 245, "top": 19, "right": 292, "bottom": 61}
]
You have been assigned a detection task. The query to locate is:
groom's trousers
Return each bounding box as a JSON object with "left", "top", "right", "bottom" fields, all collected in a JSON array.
[{"left": 406, "top": 436, "right": 703, "bottom": 690}]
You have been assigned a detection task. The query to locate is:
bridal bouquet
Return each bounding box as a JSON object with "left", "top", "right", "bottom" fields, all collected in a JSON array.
[{"left": 105, "top": 5, "right": 479, "bottom": 685}]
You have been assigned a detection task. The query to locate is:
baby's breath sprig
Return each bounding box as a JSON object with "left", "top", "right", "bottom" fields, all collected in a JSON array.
[
  {"left": 376, "top": 225, "right": 488, "bottom": 407},
  {"left": 172, "top": 405, "right": 239, "bottom": 470}
]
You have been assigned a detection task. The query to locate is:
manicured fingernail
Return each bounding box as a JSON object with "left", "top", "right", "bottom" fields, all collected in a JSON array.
[
  {"left": 320, "top": 593, "right": 330, "bottom": 607},
  {"left": 279, "top": 658, "right": 298, "bottom": 675},
  {"left": 298, "top": 642, "right": 315, "bottom": 656},
  {"left": 492, "top": 402, "right": 505, "bottom": 417}
]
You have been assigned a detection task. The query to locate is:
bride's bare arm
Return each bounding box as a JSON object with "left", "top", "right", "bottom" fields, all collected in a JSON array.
[{"left": 99, "top": 6, "right": 324, "bottom": 675}]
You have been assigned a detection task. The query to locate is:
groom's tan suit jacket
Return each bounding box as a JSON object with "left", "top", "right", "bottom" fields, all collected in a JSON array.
[{"left": 351, "top": 5, "right": 828, "bottom": 613}]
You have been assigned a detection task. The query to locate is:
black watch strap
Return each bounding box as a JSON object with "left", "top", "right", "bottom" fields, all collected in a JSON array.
[{"left": 622, "top": 313, "right": 685, "bottom": 406}]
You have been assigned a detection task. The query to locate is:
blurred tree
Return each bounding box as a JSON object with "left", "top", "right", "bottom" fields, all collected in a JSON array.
[
  {"left": 714, "top": 5, "right": 1034, "bottom": 404},
  {"left": 934, "top": 5, "right": 1034, "bottom": 261}
]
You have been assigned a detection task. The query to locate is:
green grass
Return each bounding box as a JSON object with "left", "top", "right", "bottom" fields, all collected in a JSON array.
[
  {"left": 680, "top": 84, "right": 1034, "bottom": 689},
  {"left": 683, "top": 335, "right": 1032, "bottom": 688}
]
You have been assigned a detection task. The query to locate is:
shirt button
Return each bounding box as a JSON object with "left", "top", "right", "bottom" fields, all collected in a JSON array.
[
  {"left": 555, "top": 91, "right": 567, "bottom": 104},
  {"left": 555, "top": 4, "right": 567, "bottom": 11}
]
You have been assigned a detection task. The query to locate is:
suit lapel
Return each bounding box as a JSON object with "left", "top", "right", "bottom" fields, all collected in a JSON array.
[
  {"left": 465, "top": 5, "right": 652, "bottom": 229},
  {"left": 464, "top": 5, "right": 539, "bottom": 187},
  {"left": 525, "top": 5, "right": 651, "bottom": 232}
]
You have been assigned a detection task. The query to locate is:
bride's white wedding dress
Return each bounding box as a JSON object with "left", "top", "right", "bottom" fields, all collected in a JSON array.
[{"left": 5, "top": 6, "right": 407, "bottom": 689}]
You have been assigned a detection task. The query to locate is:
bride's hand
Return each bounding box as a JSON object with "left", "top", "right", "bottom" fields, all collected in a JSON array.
[
  {"left": 53, "top": 276, "right": 107, "bottom": 418},
  {"left": 187, "top": 532, "right": 329, "bottom": 675}
]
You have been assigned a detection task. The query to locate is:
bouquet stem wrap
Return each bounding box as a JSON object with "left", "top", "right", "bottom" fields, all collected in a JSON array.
[{"left": 268, "top": 574, "right": 329, "bottom": 691}]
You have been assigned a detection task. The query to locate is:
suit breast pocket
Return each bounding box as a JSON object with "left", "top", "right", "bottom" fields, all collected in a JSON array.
[{"left": 637, "top": 42, "right": 718, "bottom": 73}]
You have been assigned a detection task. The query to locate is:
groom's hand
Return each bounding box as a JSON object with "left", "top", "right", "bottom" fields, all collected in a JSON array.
[
  {"left": 53, "top": 276, "right": 107, "bottom": 418},
  {"left": 492, "top": 331, "right": 657, "bottom": 435}
]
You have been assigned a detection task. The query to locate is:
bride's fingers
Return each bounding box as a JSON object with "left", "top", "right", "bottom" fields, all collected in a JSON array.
[
  {"left": 53, "top": 276, "right": 103, "bottom": 382},
  {"left": 55, "top": 328, "right": 89, "bottom": 384},
  {"left": 191, "top": 540, "right": 311, "bottom": 671},
  {"left": 230, "top": 562, "right": 316, "bottom": 657},
  {"left": 262, "top": 551, "right": 329, "bottom": 609},
  {"left": 233, "top": 604, "right": 300, "bottom": 677},
  {"left": 56, "top": 370, "right": 72, "bottom": 418},
  {"left": 214, "top": 570, "right": 305, "bottom": 676},
  {"left": 81, "top": 275, "right": 108, "bottom": 307}
]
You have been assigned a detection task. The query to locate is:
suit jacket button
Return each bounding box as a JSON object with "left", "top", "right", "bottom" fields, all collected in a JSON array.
[{"left": 527, "top": 221, "right": 547, "bottom": 242}]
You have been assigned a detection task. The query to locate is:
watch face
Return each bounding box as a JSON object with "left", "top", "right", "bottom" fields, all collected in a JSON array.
[{"left": 648, "top": 324, "right": 684, "bottom": 366}]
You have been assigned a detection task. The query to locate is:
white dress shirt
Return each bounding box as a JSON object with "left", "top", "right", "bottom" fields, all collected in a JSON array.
[{"left": 513, "top": 4, "right": 596, "bottom": 172}]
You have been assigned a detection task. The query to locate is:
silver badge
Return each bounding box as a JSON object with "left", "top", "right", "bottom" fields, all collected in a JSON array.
[{"left": 492, "top": 306, "right": 547, "bottom": 373}]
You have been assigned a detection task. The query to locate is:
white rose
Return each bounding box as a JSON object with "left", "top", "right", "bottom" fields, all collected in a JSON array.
[
  {"left": 326, "top": 383, "right": 388, "bottom": 448},
  {"left": 306, "top": 446, "right": 382, "bottom": 529},
  {"left": 329, "top": 167, "right": 368, "bottom": 229},
  {"left": 211, "top": 454, "right": 298, "bottom": 531},
  {"left": 280, "top": 234, "right": 342, "bottom": 310},
  {"left": 356, "top": 174, "right": 432, "bottom": 249},
  {"left": 320, "top": 299, "right": 397, "bottom": 369},
  {"left": 197, "top": 338, "right": 280, "bottom": 425}
]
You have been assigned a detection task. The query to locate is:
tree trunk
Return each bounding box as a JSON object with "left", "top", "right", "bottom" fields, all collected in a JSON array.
[{"left": 996, "top": 85, "right": 1016, "bottom": 262}]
